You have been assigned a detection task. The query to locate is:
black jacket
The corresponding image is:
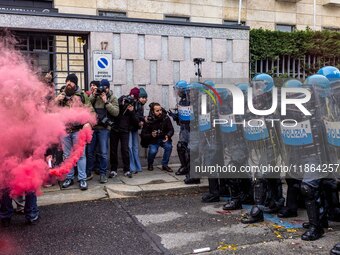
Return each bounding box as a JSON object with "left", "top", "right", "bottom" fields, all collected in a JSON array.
[
  {"left": 141, "top": 108, "right": 174, "bottom": 145},
  {"left": 131, "top": 101, "right": 145, "bottom": 132},
  {"left": 112, "top": 95, "right": 139, "bottom": 133}
]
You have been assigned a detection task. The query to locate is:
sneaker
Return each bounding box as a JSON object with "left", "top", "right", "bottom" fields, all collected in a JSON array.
[
  {"left": 1, "top": 218, "right": 11, "bottom": 227},
  {"left": 147, "top": 164, "right": 154, "bottom": 171},
  {"left": 79, "top": 180, "right": 88, "bottom": 190},
  {"left": 62, "top": 179, "right": 74, "bottom": 189},
  {"left": 109, "top": 170, "right": 118, "bottom": 178},
  {"left": 99, "top": 175, "right": 108, "bottom": 184},
  {"left": 26, "top": 215, "right": 39, "bottom": 225},
  {"left": 124, "top": 171, "right": 132, "bottom": 178},
  {"left": 162, "top": 165, "right": 173, "bottom": 172}
]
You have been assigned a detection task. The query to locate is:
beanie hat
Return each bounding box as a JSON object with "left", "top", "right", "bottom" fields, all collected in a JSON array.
[
  {"left": 139, "top": 87, "right": 148, "bottom": 98},
  {"left": 90, "top": 80, "right": 100, "bottom": 87},
  {"left": 129, "top": 87, "right": 140, "bottom": 99},
  {"left": 100, "top": 79, "right": 110, "bottom": 88},
  {"left": 65, "top": 73, "right": 78, "bottom": 86}
]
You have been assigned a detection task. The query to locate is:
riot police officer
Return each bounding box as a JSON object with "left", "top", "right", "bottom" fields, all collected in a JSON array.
[
  {"left": 241, "top": 74, "right": 284, "bottom": 224},
  {"left": 170, "top": 80, "right": 200, "bottom": 184},
  {"left": 278, "top": 79, "right": 304, "bottom": 218},
  {"left": 220, "top": 84, "right": 253, "bottom": 210},
  {"left": 299, "top": 74, "right": 331, "bottom": 241}
]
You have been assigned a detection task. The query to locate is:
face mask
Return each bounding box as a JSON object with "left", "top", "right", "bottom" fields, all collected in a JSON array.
[{"left": 65, "top": 85, "right": 76, "bottom": 96}]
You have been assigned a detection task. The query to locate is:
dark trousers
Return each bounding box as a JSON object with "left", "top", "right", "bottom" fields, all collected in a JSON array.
[
  {"left": 208, "top": 178, "right": 228, "bottom": 197},
  {"left": 110, "top": 130, "right": 130, "bottom": 173},
  {"left": 285, "top": 178, "right": 302, "bottom": 212},
  {"left": 0, "top": 189, "right": 39, "bottom": 222}
]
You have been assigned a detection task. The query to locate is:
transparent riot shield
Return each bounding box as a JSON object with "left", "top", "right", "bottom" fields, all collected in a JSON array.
[
  {"left": 280, "top": 84, "right": 321, "bottom": 180},
  {"left": 320, "top": 80, "right": 340, "bottom": 181},
  {"left": 216, "top": 87, "right": 249, "bottom": 179},
  {"left": 189, "top": 81, "right": 219, "bottom": 179},
  {"left": 296, "top": 81, "right": 330, "bottom": 181},
  {"left": 243, "top": 80, "right": 281, "bottom": 179}
]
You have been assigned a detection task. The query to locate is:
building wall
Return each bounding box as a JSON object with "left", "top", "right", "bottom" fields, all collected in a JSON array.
[
  {"left": 88, "top": 31, "right": 249, "bottom": 111},
  {"left": 54, "top": 0, "right": 340, "bottom": 30}
]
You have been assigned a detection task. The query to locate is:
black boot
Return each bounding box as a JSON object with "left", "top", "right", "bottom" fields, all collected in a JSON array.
[
  {"left": 241, "top": 205, "right": 264, "bottom": 224},
  {"left": 330, "top": 243, "right": 340, "bottom": 255},
  {"left": 284, "top": 178, "right": 301, "bottom": 215},
  {"left": 176, "top": 142, "right": 190, "bottom": 175},
  {"left": 223, "top": 199, "right": 242, "bottom": 210},
  {"left": 302, "top": 217, "right": 328, "bottom": 229},
  {"left": 224, "top": 179, "right": 243, "bottom": 210},
  {"left": 240, "top": 178, "right": 254, "bottom": 205},
  {"left": 323, "top": 179, "right": 340, "bottom": 222},
  {"left": 301, "top": 200, "right": 324, "bottom": 241},
  {"left": 176, "top": 166, "right": 189, "bottom": 176},
  {"left": 184, "top": 178, "right": 200, "bottom": 184},
  {"left": 278, "top": 207, "right": 298, "bottom": 218},
  {"left": 201, "top": 193, "right": 219, "bottom": 203}
]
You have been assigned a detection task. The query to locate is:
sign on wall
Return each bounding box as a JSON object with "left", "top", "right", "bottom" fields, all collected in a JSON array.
[{"left": 93, "top": 51, "right": 112, "bottom": 81}]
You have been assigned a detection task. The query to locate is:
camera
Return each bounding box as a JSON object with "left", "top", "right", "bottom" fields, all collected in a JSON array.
[
  {"left": 121, "top": 95, "right": 135, "bottom": 106},
  {"left": 99, "top": 116, "right": 115, "bottom": 127},
  {"left": 95, "top": 85, "right": 107, "bottom": 96},
  {"left": 153, "top": 129, "right": 163, "bottom": 137}
]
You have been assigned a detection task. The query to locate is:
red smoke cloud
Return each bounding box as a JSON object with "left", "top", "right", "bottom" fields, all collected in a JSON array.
[{"left": 0, "top": 40, "right": 96, "bottom": 197}]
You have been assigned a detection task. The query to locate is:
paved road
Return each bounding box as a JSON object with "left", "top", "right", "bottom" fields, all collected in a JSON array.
[{"left": 0, "top": 194, "right": 339, "bottom": 255}]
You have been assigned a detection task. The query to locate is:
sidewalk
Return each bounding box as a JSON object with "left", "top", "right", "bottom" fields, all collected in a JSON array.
[{"left": 39, "top": 163, "right": 208, "bottom": 206}]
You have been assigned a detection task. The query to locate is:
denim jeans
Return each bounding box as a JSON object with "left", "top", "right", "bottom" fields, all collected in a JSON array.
[
  {"left": 0, "top": 190, "right": 39, "bottom": 222},
  {"left": 147, "top": 139, "right": 173, "bottom": 166},
  {"left": 62, "top": 131, "right": 87, "bottom": 181},
  {"left": 87, "top": 129, "right": 110, "bottom": 176},
  {"left": 129, "top": 131, "right": 142, "bottom": 172}
]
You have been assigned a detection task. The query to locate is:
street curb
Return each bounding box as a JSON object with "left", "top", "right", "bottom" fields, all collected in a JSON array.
[{"left": 105, "top": 182, "right": 208, "bottom": 198}]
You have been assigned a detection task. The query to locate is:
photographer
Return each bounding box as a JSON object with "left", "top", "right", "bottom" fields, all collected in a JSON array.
[
  {"left": 54, "top": 73, "right": 93, "bottom": 190},
  {"left": 87, "top": 79, "right": 119, "bottom": 183},
  {"left": 109, "top": 88, "right": 139, "bottom": 178},
  {"left": 129, "top": 87, "right": 148, "bottom": 174},
  {"left": 141, "top": 102, "right": 174, "bottom": 172}
]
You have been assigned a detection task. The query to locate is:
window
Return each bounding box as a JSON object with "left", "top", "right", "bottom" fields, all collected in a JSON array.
[
  {"left": 164, "top": 15, "right": 190, "bottom": 22},
  {"left": 323, "top": 27, "right": 340, "bottom": 32},
  {"left": 98, "top": 11, "right": 126, "bottom": 17},
  {"left": 223, "top": 20, "right": 246, "bottom": 26},
  {"left": 276, "top": 24, "right": 295, "bottom": 32}
]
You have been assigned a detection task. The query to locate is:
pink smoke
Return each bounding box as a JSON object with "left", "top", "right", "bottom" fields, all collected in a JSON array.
[{"left": 0, "top": 40, "right": 96, "bottom": 197}]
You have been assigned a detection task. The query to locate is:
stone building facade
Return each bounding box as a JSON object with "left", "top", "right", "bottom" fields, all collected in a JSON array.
[{"left": 53, "top": 0, "right": 340, "bottom": 31}]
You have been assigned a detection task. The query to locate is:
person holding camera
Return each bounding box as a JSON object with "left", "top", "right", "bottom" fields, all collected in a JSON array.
[
  {"left": 86, "top": 80, "right": 100, "bottom": 97},
  {"left": 54, "top": 73, "right": 93, "bottom": 190},
  {"left": 109, "top": 88, "right": 140, "bottom": 178},
  {"left": 141, "top": 102, "right": 174, "bottom": 172},
  {"left": 129, "top": 88, "right": 148, "bottom": 174},
  {"left": 87, "top": 79, "right": 119, "bottom": 183}
]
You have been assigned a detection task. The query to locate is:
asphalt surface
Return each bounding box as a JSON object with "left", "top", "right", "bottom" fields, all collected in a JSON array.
[
  {"left": 0, "top": 199, "right": 164, "bottom": 255},
  {"left": 0, "top": 194, "right": 339, "bottom": 255}
]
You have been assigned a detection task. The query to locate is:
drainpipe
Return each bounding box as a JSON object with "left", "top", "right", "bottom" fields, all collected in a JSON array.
[
  {"left": 238, "top": 0, "right": 243, "bottom": 24},
  {"left": 313, "top": 0, "right": 316, "bottom": 30}
]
